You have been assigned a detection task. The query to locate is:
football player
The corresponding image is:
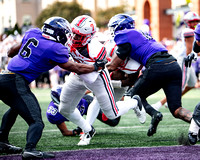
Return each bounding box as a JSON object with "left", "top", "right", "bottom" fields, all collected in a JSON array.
[
  {"left": 188, "top": 23, "right": 200, "bottom": 145},
  {"left": 106, "top": 13, "right": 193, "bottom": 137},
  {"left": 85, "top": 20, "right": 146, "bottom": 127},
  {"left": 46, "top": 85, "right": 121, "bottom": 136},
  {"left": 0, "top": 17, "right": 105, "bottom": 159},
  {"left": 152, "top": 11, "right": 200, "bottom": 110},
  {"left": 58, "top": 15, "right": 146, "bottom": 146}
]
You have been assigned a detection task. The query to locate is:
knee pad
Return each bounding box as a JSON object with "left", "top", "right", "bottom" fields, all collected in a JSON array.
[
  {"left": 97, "top": 111, "right": 121, "bottom": 127},
  {"left": 107, "top": 116, "right": 121, "bottom": 127}
]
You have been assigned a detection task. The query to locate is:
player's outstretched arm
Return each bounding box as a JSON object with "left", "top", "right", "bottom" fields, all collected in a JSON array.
[
  {"left": 106, "top": 54, "right": 124, "bottom": 72},
  {"left": 59, "top": 60, "right": 95, "bottom": 74},
  {"left": 56, "top": 122, "right": 76, "bottom": 136},
  {"left": 59, "top": 58, "right": 107, "bottom": 74},
  {"left": 7, "top": 42, "right": 22, "bottom": 58}
]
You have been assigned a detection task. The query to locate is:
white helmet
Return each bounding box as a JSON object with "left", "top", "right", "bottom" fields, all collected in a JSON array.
[
  {"left": 183, "top": 11, "right": 200, "bottom": 29},
  {"left": 70, "top": 15, "right": 96, "bottom": 47}
]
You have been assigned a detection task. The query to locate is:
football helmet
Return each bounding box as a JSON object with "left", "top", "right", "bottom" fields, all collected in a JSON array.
[
  {"left": 70, "top": 15, "right": 96, "bottom": 47},
  {"left": 51, "top": 85, "right": 62, "bottom": 104},
  {"left": 108, "top": 13, "right": 135, "bottom": 35},
  {"left": 42, "top": 16, "right": 72, "bottom": 45},
  {"left": 183, "top": 12, "right": 200, "bottom": 29}
]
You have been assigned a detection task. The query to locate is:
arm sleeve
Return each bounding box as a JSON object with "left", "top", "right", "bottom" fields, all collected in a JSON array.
[
  {"left": 193, "top": 41, "right": 200, "bottom": 53},
  {"left": 116, "top": 43, "right": 132, "bottom": 60}
]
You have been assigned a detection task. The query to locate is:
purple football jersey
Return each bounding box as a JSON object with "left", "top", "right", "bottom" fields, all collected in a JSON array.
[
  {"left": 46, "top": 98, "right": 89, "bottom": 124},
  {"left": 8, "top": 28, "right": 69, "bottom": 83},
  {"left": 46, "top": 101, "right": 68, "bottom": 124},
  {"left": 114, "top": 29, "right": 168, "bottom": 66}
]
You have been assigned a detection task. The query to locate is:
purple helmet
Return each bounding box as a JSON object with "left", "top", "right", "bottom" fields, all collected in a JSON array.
[
  {"left": 108, "top": 13, "right": 135, "bottom": 35},
  {"left": 51, "top": 85, "right": 62, "bottom": 104}
]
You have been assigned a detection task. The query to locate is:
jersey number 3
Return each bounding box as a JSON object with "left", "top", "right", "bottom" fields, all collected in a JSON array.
[{"left": 19, "top": 38, "right": 39, "bottom": 58}]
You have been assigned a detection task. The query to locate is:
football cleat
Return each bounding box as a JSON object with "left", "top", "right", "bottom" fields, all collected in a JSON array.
[
  {"left": 188, "top": 132, "right": 198, "bottom": 145},
  {"left": 198, "top": 129, "right": 200, "bottom": 141},
  {"left": 77, "top": 126, "right": 96, "bottom": 146},
  {"left": 132, "top": 95, "right": 146, "bottom": 124},
  {"left": 147, "top": 112, "right": 163, "bottom": 136},
  {"left": 22, "top": 148, "right": 55, "bottom": 159},
  {"left": 0, "top": 141, "right": 22, "bottom": 154}
]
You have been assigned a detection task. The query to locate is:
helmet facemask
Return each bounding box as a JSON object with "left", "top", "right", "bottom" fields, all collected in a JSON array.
[
  {"left": 70, "top": 29, "right": 93, "bottom": 48},
  {"left": 187, "top": 20, "right": 200, "bottom": 30}
]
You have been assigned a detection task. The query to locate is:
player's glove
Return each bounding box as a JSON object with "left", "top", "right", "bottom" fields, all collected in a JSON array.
[
  {"left": 124, "top": 86, "right": 134, "bottom": 97},
  {"left": 93, "top": 58, "right": 108, "bottom": 71},
  {"left": 72, "top": 126, "right": 82, "bottom": 135},
  {"left": 184, "top": 52, "right": 197, "bottom": 67}
]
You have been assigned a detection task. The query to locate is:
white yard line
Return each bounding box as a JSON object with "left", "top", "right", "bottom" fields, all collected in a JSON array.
[{"left": 9, "top": 124, "right": 188, "bottom": 134}]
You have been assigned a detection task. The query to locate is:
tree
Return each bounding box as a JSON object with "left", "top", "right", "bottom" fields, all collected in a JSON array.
[
  {"left": 35, "top": 1, "right": 90, "bottom": 28},
  {"left": 95, "top": 6, "right": 125, "bottom": 28}
]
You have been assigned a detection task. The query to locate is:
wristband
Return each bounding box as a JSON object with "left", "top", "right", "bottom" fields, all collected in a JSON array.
[{"left": 111, "top": 80, "right": 122, "bottom": 88}]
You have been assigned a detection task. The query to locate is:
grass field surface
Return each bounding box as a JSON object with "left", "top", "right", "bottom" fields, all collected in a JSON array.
[{"left": 0, "top": 87, "right": 200, "bottom": 153}]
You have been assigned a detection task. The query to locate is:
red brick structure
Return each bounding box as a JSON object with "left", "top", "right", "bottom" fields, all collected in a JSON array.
[
  {"left": 135, "top": 0, "right": 173, "bottom": 41},
  {"left": 191, "top": 0, "right": 200, "bottom": 15}
]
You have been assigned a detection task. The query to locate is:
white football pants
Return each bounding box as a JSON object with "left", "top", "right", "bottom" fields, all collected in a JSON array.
[{"left": 59, "top": 69, "right": 138, "bottom": 133}]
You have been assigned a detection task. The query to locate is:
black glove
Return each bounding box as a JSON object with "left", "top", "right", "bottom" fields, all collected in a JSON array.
[
  {"left": 72, "top": 126, "right": 82, "bottom": 135},
  {"left": 93, "top": 58, "right": 108, "bottom": 71},
  {"left": 124, "top": 86, "right": 134, "bottom": 97},
  {"left": 184, "top": 53, "right": 196, "bottom": 67}
]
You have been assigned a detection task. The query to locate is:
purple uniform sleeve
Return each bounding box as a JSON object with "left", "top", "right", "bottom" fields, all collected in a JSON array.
[
  {"left": 7, "top": 28, "right": 69, "bottom": 83},
  {"left": 194, "top": 23, "right": 200, "bottom": 41},
  {"left": 114, "top": 29, "right": 168, "bottom": 66}
]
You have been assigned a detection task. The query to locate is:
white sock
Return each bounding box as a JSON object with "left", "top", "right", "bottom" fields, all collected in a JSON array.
[
  {"left": 116, "top": 98, "right": 138, "bottom": 117},
  {"left": 86, "top": 98, "right": 100, "bottom": 125},
  {"left": 65, "top": 108, "right": 92, "bottom": 133},
  {"left": 151, "top": 101, "right": 162, "bottom": 111},
  {"left": 189, "top": 119, "right": 200, "bottom": 134}
]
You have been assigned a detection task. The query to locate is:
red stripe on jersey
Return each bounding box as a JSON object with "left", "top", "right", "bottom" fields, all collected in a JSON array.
[
  {"left": 120, "top": 64, "right": 143, "bottom": 72},
  {"left": 101, "top": 71, "right": 118, "bottom": 114},
  {"left": 110, "top": 44, "right": 117, "bottom": 57},
  {"left": 107, "top": 57, "right": 112, "bottom": 62},
  {"left": 96, "top": 47, "right": 107, "bottom": 60},
  {"left": 104, "top": 40, "right": 109, "bottom": 45},
  {"left": 77, "top": 17, "right": 86, "bottom": 27}
]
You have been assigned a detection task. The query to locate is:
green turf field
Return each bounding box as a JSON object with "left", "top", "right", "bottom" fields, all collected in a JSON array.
[{"left": 0, "top": 88, "right": 200, "bottom": 153}]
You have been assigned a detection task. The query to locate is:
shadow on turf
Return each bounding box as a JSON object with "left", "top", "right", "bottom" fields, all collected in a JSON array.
[{"left": 177, "top": 132, "right": 191, "bottom": 146}]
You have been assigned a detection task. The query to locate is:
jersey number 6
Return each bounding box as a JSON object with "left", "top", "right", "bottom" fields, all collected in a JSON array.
[{"left": 19, "top": 38, "right": 39, "bottom": 58}]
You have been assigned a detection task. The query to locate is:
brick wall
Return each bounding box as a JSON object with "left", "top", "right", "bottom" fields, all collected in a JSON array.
[{"left": 135, "top": 0, "right": 172, "bottom": 42}]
